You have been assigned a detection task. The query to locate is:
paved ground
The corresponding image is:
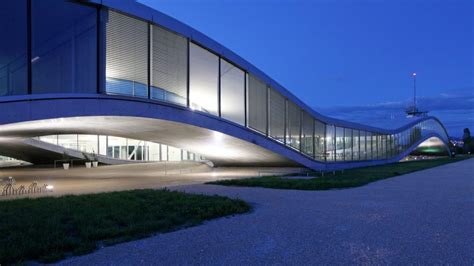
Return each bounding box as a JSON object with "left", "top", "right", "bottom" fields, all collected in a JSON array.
[
  {"left": 0, "top": 163, "right": 302, "bottom": 200},
  {"left": 52, "top": 158, "right": 473, "bottom": 265}
]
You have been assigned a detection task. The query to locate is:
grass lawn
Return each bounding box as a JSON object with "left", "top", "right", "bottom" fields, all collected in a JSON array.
[
  {"left": 0, "top": 189, "right": 250, "bottom": 264},
  {"left": 208, "top": 156, "right": 471, "bottom": 190}
]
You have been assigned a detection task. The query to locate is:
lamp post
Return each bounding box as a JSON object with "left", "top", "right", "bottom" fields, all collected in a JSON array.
[{"left": 412, "top": 72, "right": 417, "bottom": 112}]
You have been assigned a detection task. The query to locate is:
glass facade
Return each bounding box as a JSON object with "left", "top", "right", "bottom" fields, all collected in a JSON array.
[
  {"left": 301, "top": 112, "right": 314, "bottom": 156},
  {"left": 189, "top": 43, "right": 219, "bottom": 114},
  {"left": 38, "top": 134, "right": 202, "bottom": 162},
  {"left": 353, "top": 130, "right": 360, "bottom": 161},
  {"left": 314, "top": 120, "right": 325, "bottom": 161},
  {"left": 344, "top": 128, "right": 352, "bottom": 161},
  {"left": 326, "top": 125, "right": 335, "bottom": 162},
  {"left": 220, "top": 59, "right": 245, "bottom": 125},
  {"left": 269, "top": 88, "right": 286, "bottom": 143},
  {"left": 335, "top": 127, "right": 344, "bottom": 161},
  {"left": 0, "top": 1, "right": 27, "bottom": 96},
  {"left": 247, "top": 74, "right": 267, "bottom": 134},
  {"left": 366, "top": 132, "right": 373, "bottom": 160},
  {"left": 1, "top": 2, "right": 451, "bottom": 166},
  {"left": 287, "top": 102, "right": 301, "bottom": 150},
  {"left": 360, "top": 131, "right": 367, "bottom": 161},
  {"left": 377, "top": 135, "right": 383, "bottom": 160},
  {"left": 105, "top": 11, "right": 148, "bottom": 98},
  {"left": 151, "top": 25, "right": 187, "bottom": 105},
  {"left": 32, "top": 0, "right": 97, "bottom": 94}
]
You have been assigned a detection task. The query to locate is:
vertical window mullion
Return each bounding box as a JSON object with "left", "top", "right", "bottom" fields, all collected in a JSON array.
[
  {"left": 96, "top": 6, "right": 101, "bottom": 94},
  {"left": 299, "top": 111, "right": 302, "bottom": 152},
  {"left": 147, "top": 23, "right": 151, "bottom": 99},
  {"left": 266, "top": 86, "right": 269, "bottom": 136},
  {"left": 186, "top": 39, "right": 190, "bottom": 108},
  {"left": 342, "top": 128, "right": 345, "bottom": 161},
  {"left": 218, "top": 58, "right": 221, "bottom": 117},
  {"left": 312, "top": 119, "right": 316, "bottom": 159},
  {"left": 323, "top": 124, "right": 327, "bottom": 162},
  {"left": 244, "top": 73, "right": 247, "bottom": 127}
]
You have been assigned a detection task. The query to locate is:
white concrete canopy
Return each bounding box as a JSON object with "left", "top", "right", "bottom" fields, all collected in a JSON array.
[{"left": 0, "top": 116, "right": 297, "bottom": 166}]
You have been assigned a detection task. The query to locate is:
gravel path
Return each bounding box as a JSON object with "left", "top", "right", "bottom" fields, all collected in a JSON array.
[{"left": 57, "top": 159, "right": 474, "bottom": 265}]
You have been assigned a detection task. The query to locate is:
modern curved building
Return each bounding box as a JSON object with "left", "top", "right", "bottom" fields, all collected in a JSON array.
[{"left": 0, "top": 0, "right": 451, "bottom": 170}]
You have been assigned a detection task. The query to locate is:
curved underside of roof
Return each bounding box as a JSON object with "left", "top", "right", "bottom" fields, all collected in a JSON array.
[{"left": 0, "top": 96, "right": 451, "bottom": 170}]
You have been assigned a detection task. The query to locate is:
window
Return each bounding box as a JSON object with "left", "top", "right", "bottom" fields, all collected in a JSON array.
[
  {"left": 189, "top": 43, "right": 219, "bottom": 115},
  {"left": 314, "top": 120, "right": 326, "bottom": 161},
  {"left": 32, "top": 0, "right": 97, "bottom": 94},
  {"left": 287, "top": 101, "right": 301, "bottom": 150},
  {"left": 148, "top": 142, "right": 160, "bottom": 161},
  {"left": 168, "top": 146, "right": 181, "bottom": 161},
  {"left": 247, "top": 74, "right": 267, "bottom": 134},
  {"left": 353, "top": 130, "right": 360, "bottom": 161},
  {"left": 390, "top": 134, "right": 395, "bottom": 157},
  {"left": 344, "top": 128, "right": 352, "bottom": 161},
  {"left": 268, "top": 88, "right": 285, "bottom": 142},
  {"left": 335, "top": 127, "right": 344, "bottom": 161},
  {"left": 375, "top": 134, "right": 380, "bottom": 159},
  {"left": 301, "top": 112, "right": 314, "bottom": 156},
  {"left": 384, "top": 135, "right": 389, "bottom": 158},
  {"left": 395, "top": 133, "right": 402, "bottom": 155},
  {"left": 366, "top": 132, "right": 373, "bottom": 160},
  {"left": 107, "top": 136, "right": 128, "bottom": 159},
  {"left": 220, "top": 59, "right": 245, "bottom": 125},
  {"left": 326, "top": 125, "right": 335, "bottom": 161},
  {"left": 39, "top": 135, "right": 58, "bottom": 145},
  {"left": 375, "top": 134, "right": 381, "bottom": 159},
  {"left": 0, "top": 0, "right": 28, "bottom": 96},
  {"left": 161, "top": 144, "right": 168, "bottom": 161},
  {"left": 105, "top": 11, "right": 148, "bottom": 98},
  {"left": 78, "top": 135, "right": 98, "bottom": 154},
  {"left": 58, "top": 135, "right": 78, "bottom": 150},
  {"left": 99, "top": 135, "right": 107, "bottom": 155},
  {"left": 151, "top": 25, "right": 187, "bottom": 105},
  {"left": 360, "top": 131, "right": 367, "bottom": 160}
]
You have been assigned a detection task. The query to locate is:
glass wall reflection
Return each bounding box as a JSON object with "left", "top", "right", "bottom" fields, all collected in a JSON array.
[
  {"left": 32, "top": 0, "right": 97, "bottom": 94},
  {"left": 0, "top": 0, "right": 28, "bottom": 96}
]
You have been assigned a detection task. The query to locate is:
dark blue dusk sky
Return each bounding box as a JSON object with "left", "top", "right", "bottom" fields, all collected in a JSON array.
[{"left": 139, "top": 0, "right": 473, "bottom": 137}]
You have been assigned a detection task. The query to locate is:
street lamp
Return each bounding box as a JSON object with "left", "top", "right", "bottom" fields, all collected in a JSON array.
[{"left": 412, "top": 72, "right": 417, "bottom": 112}]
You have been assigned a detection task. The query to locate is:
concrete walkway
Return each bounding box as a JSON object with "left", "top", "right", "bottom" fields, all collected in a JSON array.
[
  {"left": 0, "top": 163, "right": 301, "bottom": 200},
  {"left": 57, "top": 159, "right": 474, "bottom": 265}
]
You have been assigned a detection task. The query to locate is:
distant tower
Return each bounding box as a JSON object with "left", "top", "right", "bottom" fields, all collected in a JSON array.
[{"left": 406, "top": 72, "right": 428, "bottom": 117}]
